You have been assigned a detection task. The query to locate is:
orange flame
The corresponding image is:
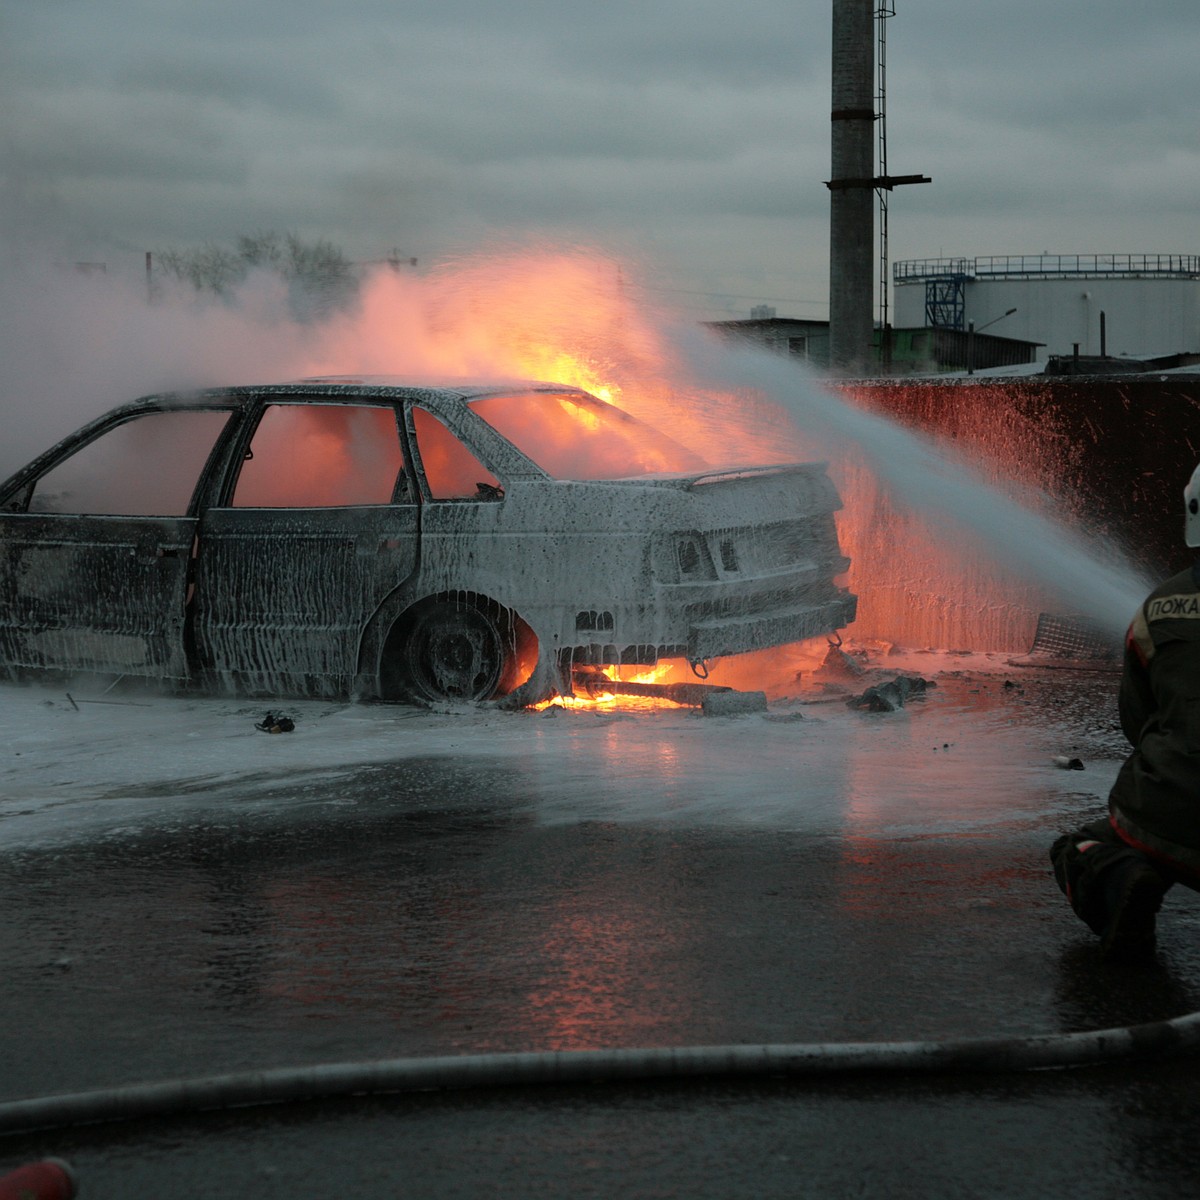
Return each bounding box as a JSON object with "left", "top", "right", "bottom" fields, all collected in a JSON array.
[
  {"left": 539, "top": 663, "right": 676, "bottom": 711},
  {"left": 300, "top": 248, "right": 798, "bottom": 471}
]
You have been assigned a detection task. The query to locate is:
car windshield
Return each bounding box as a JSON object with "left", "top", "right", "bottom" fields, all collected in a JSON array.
[{"left": 467, "top": 392, "right": 708, "bottom": 480}]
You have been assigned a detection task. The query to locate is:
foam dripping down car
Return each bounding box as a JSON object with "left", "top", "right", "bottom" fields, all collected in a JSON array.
[{"left": 0, "top": 379, "right": 856, "bottom": 706}]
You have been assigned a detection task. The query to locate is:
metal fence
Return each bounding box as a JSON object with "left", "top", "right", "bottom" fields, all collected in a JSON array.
[{"left": 894, "top": 253, "right": 1200, "bottom": 282}]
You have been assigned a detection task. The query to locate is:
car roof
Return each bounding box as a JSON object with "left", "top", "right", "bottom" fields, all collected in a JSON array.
[
  {"left": 0, "top": 379, "right": 592, "bottom": 498},
  {"left": 237, "top": 377, "right": 586, "bottom": 402},
  {"left": 103, "top": 377, "right": 595, "bottom": 419}
]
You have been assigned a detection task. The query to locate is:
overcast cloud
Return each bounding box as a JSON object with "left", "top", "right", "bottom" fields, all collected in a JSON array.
[{"left": 2, "top": 0, "right": 1198, "bottom": 318}]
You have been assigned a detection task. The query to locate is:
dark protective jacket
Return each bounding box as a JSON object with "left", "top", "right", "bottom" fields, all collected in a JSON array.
[{"left": 1108, "top": 562, "right": 1200, "bottom": 879}]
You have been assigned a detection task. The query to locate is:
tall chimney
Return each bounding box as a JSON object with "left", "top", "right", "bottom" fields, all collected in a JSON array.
[{"left": 828, "top": 0, "right": 875, "bottom": 377}]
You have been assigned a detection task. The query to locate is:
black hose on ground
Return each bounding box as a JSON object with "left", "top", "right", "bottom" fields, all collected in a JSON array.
[{"left": 4, "top": 1010, "right": 1200, "bottom": 1135}]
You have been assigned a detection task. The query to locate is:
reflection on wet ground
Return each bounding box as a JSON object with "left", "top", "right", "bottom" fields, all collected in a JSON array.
[{"left": 4, "top": 667, "right": 1200, "bottom": 1196}]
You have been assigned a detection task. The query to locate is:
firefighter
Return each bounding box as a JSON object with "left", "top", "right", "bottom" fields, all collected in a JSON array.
[{"left": 1050, "top": 463, "right": 1200, "bottom": 961}]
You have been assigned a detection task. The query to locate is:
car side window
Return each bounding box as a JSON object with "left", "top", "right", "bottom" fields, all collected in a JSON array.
[
  {"left": 411, "top": 407, "right": 503, "bottom": 501},
  {"left": 29, "top": 409, "right": 233, "bottom": 516},
  {"left": 232, "top": 404, "right": 408, "bottom": 508}
]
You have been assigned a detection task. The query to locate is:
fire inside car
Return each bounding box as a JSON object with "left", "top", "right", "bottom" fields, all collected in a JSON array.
[{"left": 0, "top": 379, "right": 857, "bottom": 707}]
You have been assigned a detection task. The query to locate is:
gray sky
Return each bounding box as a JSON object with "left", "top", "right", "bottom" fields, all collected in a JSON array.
[{"left": 2, "top": 0, "right": 1197, "bottom": 320}]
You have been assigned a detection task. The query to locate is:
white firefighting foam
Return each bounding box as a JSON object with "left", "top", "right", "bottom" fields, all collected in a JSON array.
[{"left": 0, "top": 659, "right": 1124, "bottom": 850}]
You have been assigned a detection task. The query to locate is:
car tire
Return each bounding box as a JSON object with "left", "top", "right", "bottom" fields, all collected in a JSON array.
[{"left": 386, "top": 597, "right": 532, "bottom": 704}]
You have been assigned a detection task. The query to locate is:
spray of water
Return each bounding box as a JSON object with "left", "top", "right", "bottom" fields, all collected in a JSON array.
[{"left": 669, "top": 324, "right": 1153, "bottom": 642}]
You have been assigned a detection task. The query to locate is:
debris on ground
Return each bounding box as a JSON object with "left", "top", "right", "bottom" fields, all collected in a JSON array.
[
  {"left": 846, "top": 676, "right": 936, "bottom": 713},
  {"left": 1053, "top": 755, "right": 1085, "bottom": 770},
  {"left": 701, "top": 690, "right": 768, "bottom": 717},
  {"left": 820, "top": 643, "right": 868, "bottom": 678},
  {"left": 255, "top": 712, "right": 295, "bottom": 733}
]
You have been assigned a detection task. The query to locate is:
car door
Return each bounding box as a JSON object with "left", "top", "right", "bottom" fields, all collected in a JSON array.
[
  {"left": 190, "top": 400, "right": 419, "bottom": 696},
  {"left": 0, "top": 407, "right": 234, "bottom": 680}
]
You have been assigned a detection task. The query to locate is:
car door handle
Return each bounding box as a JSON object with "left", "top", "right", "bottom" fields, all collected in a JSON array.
[{"left": 135, "top": 546, "right": 182, "bottom": 564}]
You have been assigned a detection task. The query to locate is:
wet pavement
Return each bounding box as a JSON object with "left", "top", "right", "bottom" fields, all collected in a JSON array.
[{"left": 3, "top": 662, "right": 1200, "bottom": 1196}]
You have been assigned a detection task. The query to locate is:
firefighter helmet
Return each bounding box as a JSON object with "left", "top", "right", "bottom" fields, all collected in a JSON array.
[{"left": 1186, "top": 463, "right": 1200, "bottom": 547}]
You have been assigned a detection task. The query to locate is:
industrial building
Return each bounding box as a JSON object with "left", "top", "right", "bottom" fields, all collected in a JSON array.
[
  {"left": 715, "top": 251, "right": 1200, "bottom": 374},
  {"left": 892, "top": 253, "right": 1200, "bottom": 362},
  {"left": 707, "top": 316, "right": 1042, "bottom": 375}
]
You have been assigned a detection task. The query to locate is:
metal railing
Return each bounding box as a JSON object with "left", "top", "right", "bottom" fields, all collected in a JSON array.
[{"left": 894, "top": 253, "right": 1200, "bottom": 282}]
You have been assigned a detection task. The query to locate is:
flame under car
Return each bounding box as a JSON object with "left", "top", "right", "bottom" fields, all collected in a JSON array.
[{"left": 0, "top": 380, "right": 857, "bottom": 705}]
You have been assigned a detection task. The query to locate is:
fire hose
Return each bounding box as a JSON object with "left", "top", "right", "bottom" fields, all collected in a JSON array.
[{"left": 3, "top": 1010, "right": 1200, "bottom": 1135}]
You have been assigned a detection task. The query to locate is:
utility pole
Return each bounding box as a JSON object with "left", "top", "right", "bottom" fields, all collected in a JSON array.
[
  {"left": 827, "top": 0, "right": 875, "bottom": 377},
  {"left": 827, "top": 0, "right": 929, "bottom": 377}
]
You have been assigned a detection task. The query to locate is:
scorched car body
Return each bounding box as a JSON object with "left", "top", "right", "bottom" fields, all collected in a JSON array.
[{"left": 0, "top": 379, "right": 857, "bottom": 705}]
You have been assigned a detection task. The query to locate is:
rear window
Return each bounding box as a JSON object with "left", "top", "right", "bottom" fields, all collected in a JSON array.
[{"left": 468, "top": 392, "right": 707, "bottom": 480}]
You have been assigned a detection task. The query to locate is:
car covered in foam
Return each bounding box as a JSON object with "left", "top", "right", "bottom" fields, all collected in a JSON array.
[{"left": 0, "top": 378, "right": 856, "bottom": 705}]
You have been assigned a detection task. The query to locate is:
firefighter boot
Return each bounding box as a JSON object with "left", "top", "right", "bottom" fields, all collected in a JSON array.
[{"left": 1099, "top": 859, "right": 1166, "bottom": 962}]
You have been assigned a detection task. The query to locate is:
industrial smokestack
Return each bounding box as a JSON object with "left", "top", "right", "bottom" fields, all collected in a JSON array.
[{"left": 828, "top": 0, "right": 876, "bottom": 377}]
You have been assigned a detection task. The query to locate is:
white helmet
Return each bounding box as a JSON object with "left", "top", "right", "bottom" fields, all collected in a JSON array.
[{"left": 1186, "top": 463, "right": 1200, "bottom": 547}]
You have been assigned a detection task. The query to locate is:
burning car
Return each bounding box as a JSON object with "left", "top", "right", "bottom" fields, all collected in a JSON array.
[{"left": 0, "top": 379, "right": 856, "bottom": 705}]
